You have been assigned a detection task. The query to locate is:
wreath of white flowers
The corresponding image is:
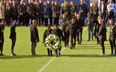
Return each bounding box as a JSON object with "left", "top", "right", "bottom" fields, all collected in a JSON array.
[{"left": 44, "top": 34, "right": 61, "bottom": 50}]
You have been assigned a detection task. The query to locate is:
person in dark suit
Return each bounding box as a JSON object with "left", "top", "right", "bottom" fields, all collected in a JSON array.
[
  {"left": 97, "top": 18, "right": 107, "bottom": 56},
  {"left": 0, "top": 20, "right": 5, "bottom": 56},
  {"left": 47, "top": 0, "right": 53, "bottom": 25},
  {"left": 26, "top": 0, "right": 35, "bottom": 26},
  {"left": 78, "top": 0, "right": 85, "bottom": 23},
  {"left": 51, "top": 25, "right": 64, "bottom": 56},
  {"left": 109, "top": 19, "right": 116, "bottom": 55},
  {"left": 30, "top": 20, "right": 39, "bottom": 56},
  {"left": 100, "top": 1, "right": 106, "bottom": 21},
  {"left": 18, "top": 1, "right": 26, "bottom": 26},
  {"left": 69, "top": 18, "right": 77, "bottom": 49},
  {"left": 63, "top": 18, "right": 71, "bottom": 47},
  {"left": 43, "top": 25, "right": 53, "bottom": 56},
  {"left": 52, "top": 1, "right": 60, "bottom": 25},
  {"left": 39, "top": 0, "right": 44, "bottom": 25},
  {"left": 94, "top": 16, "right": 102, "bottom": 44},
  {"left": 76, "top": 14, "right": 84, "bottom": 45},
  {"left": 11, "top": 1, "right": 18, "bottom": 21},
  {"left": 35, "top": 2, "right": 41, "bottom": 26},
  {"left": 5, "top": 3, "right": 11, "bottom": 26},
  {"left": 9, "top": 20, "right": 17, "bottom": 56},
  {"left": 70, "top": 1, "right": 77, "bottom": 18}
]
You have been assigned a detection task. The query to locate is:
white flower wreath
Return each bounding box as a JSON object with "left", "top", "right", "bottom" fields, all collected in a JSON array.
[{"left": 44, "top": 34, "right": 61, "bottom": 50}]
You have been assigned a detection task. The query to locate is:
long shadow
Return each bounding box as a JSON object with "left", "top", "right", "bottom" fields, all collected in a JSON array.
[
  {"left": 59, "top": 54, "right": 116, "bottom": 58},
  {"left": 0, "top": 55, "right": 51, "bottom": 59},
  {"left": 0, "top": 54, "right": 115, "bottom": 60}
]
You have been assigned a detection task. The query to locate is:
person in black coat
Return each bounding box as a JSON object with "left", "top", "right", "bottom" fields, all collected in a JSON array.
[
  {"left": 47, "top": 0, "right": 53, "bottom": 26},
  {"left": 109, "top": 19, "right": 116, "bottom": 55},
  {"left": 78, "top": 0, "right": 85, "bottom": 23},
  {"left": 97, "top": 18, "right": 107, "bottom": 56},
  {"left": 94, "top": 16, "right": 101, "bottom": 44},
  {"left": 76, "top": 14, "right": 84, "bottom": 45},
  {"left": 11, "top": 1, "right": 18, "bottom": 21},
  {"left": 69, "top": 18, "right": 77, "bottom": 49},
  {"left": 9, "top": 20, "right": 17, "bottom": 56},
  {"left": 30, "top": 20, "right": 39, "bottom": 56},
  {"left": 52, "top": 1, "right": 60, "bottom": 25},
  {"left": 63, "top": 18, "right": 71, "bottom": 47},
  {"left": 51, "top": 25, "right": 64, "bottom": 56},
  {"left": 5, "top": 3, "right": 11, "bottom": 26},
  {"left": 43, "top": 25, "right": 53, "bottom": 56},
  {"left": 35, "top": 2, "right": 41, "bottom": 26},
  {"left": 0, "top": 20, "right": 5, "bottom": 56},
  {"left": 26, "top": 0, "right": 35, "bottom": 26},
  {"left": 18, "top": 1, "right": 26, "bottom": 26}
]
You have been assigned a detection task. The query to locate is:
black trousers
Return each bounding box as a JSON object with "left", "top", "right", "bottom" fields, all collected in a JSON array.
[
  {"left": 44, "top": 18, "right": 48, "bottom": 26},
  {"left": 54, "top": 17, "right": 59, "bottom": 25},
  {"left": 35, "top": 16, "right": 41, "bottom": 26},
  {"left": 0, "top": 41, "right": 3, "bottom": 54},
  {"left": 99, "top": 40, "right": 105, "bottom": 54},
  {"left": 108, "top": 12, "right": 114, "bottom": 19},
  {"left": 5, "top": 17, "right": 11, "bottom": 26},
  {"left": 64, "top": 31, "right": 69, "bottom": 46},
  {"left": 70, "top": 33, "right": 76, "bottom": 47},
  {"left": 26, "top": 14, "right": 34, "bottom": 26},
  {"left": 11, "top": 38, "right": 16, "bottom": 53},
  {"left": 49, "top": 16, "right": 52, "bottom": 25},
  {"left": 77, "top": 31, "right": 82, "bottom": 44},
  {"left": 109, "top": 38, "right": 116, "bottom": 54},
  {"left": 19, "top": 15, "right": 25, "bottom": 26},
  {"left": 47, "top": 48, "right": 52, "bottom": 56}
]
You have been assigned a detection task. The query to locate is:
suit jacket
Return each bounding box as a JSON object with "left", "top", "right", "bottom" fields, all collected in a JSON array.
[
  {"left": 43, "top": 29, "right": 52, "bottom": 43},
  {"left": 76, "top": 19, "right": 83, "bottom": 32},
  {"left": 9, "top": 25, "right": 16, "bottom": 39},
  {"left": 52, "top": 5, "right": 60, "bottom": 18},
  {"left": 97, "top": 23, "right": 107, "bottom": 41},
  {"left": 51, "top": 28, "right": 64, "bottom": 41},
  {"left": 30, "top": 25, "right": 39, "bottom": 42},
  {"left": 109, "top": 25, "right": 116, "bottom": 40}
]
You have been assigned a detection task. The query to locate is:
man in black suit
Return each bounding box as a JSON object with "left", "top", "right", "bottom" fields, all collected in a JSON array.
[
  {"left": 30, "top": 20, "right": 39, "bottom": 56},
  {"left": 9, "top": 20, "right": 17, "bottom": 56},
  {"left": 43, "top": 25, "right": 53, "bottom": 56},
  {"left": 97, "top": 18, "right": 107, "bottom": 56},
  {"left": 109, "top": 19, "right": 116, "bottom": 55},
  {"left": 26, "top": 0, "right": 35, "bottom": 26},
  {"left": 18, "top": 1, "right": 26, "bottom": 26},
  {"left": 69, "top": 18, "right": 77, "bottom": 49},
  {"left": 0, "top": 20, "right": 5, "bottom": 56},
  {"left": 76, "top": 14, "right": 83, "bottom": 45},
  {"left": 78, "top": 0, "right": 85, "bottom": 23},
  {"left": 11, "top": 1, "right": 18, "bottom": 21},
  {"left": 52, "top": 1, "right": 60, "bottom": 25},
  {"left": 51, "top": 25, "right": 64, "bottom": 56}
]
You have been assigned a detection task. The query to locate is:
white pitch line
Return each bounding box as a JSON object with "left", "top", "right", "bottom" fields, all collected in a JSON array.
[{"left": 38, "top": 27, "right": 87, "bottom": 72}]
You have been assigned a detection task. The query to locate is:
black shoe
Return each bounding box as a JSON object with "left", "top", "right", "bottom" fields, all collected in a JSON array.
[
  {"left": 70, "top": 47, "right": 73, "bottom": 49},
  {"left": 87, "top": 40, "right": 90, "bottom": 41},
  {"left": 0, "top": 53, "right": 4, "bottom": 56}
]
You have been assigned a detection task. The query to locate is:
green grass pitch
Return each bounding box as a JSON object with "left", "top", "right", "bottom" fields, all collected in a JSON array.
[{"left": 0, "top": 26, "right": 116, "bottom": 72}]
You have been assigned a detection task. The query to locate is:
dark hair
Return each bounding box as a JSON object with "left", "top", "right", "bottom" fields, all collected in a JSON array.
[{"left": 47, "top": 25, "right": 51, "bottom": 28}]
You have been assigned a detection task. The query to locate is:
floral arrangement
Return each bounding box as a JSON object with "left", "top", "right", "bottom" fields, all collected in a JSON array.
[{"left": 44, "top": 34, "right": 61, "bottom": 51}]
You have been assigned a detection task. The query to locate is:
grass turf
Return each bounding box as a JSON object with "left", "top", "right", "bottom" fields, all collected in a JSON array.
[{"left": 0, "top": 26, "right": 116, "bottom": 72}]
